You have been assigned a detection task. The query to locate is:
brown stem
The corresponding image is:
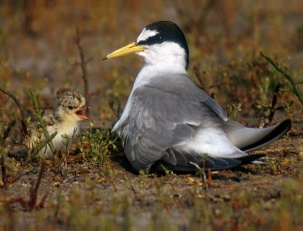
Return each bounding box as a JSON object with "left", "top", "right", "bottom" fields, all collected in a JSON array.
[{"left": 76, "top": 27, "right": 90, "bottom": 116}]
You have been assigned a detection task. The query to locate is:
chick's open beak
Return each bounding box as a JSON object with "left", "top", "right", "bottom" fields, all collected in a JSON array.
[
  {"left": 102, "top": 42, "right": 146, "bottom": 60},
  {"left": 76, "top": 106, "right": 89, "bottom": 120}
]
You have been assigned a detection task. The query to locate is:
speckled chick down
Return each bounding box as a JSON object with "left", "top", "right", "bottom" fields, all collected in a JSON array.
[{"left": 26, "top": 88, "right": 88, "bottom": 159}]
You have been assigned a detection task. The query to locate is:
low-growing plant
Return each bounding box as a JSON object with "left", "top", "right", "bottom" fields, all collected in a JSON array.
[
  {"left": 261, "top": 52, "right": 303, "bottom": 106},
  {"left": 76, "top": 126, "right": 120, "bottom": 177}
]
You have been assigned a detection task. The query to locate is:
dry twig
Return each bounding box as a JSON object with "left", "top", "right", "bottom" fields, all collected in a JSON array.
[
  {"left": 3, "top": 162, "right": 49, "bottom": 211},
  {"left": 189, "top": 161, "right": 209, "bottom": 190},
  {"left": 75, "top": 27, "right": 92, "bottom": 116},
  {"left": 0, "top": 87, "right": 27, "bottom": 135},
  {"left": 193, "top": 65, "right": 206, "bottom": 90}
]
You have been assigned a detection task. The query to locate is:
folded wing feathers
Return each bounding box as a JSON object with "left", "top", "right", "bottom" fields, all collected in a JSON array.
[{"left": 223, "top": 119, "right": 291, "bottom": 152}]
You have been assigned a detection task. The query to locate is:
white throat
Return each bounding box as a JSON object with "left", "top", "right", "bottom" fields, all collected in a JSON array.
[{"left": 137, "top": 42, "right": 187, "bottom": 70}]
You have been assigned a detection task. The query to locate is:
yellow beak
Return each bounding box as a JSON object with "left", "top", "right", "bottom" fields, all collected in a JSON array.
[{"left": 102, "top": 42, "right": 146, "bottom": 60}]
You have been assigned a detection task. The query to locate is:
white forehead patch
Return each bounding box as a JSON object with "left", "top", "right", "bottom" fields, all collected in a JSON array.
[{"left": 136, "top": 28, "right": 159, "bottom": 43}]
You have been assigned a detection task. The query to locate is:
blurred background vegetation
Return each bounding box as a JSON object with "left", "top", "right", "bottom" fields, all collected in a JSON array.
[{"left": 0, "top": 0, "right": 303, "bottom": 128}]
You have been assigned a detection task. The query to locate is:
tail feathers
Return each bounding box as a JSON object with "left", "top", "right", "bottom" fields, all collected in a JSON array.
[{"left": 223, "top": 119, "right": 291, "bottom": 152}]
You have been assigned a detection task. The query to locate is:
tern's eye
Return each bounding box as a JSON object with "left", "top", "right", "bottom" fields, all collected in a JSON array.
[{"left": 68, "top": 106, "right": 73, "bottom": 110}]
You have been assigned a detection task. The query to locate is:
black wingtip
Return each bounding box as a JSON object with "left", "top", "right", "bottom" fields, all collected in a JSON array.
[{"left": 240, "top": 119, "right": 291, "bottom": 152}]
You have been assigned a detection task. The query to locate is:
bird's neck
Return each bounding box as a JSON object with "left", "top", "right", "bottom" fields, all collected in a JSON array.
[
  {"left": 55, "top": 111, "right": 79, "bottom": 129},
  {"left": 113, "top": 63, "right": 187, "bottom": 132},
  {"left": 133, "top": 63, "right": 187, "bottom": 89}
]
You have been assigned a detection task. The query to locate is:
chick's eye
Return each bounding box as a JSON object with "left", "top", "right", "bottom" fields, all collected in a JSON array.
[{"left": 68, "top": 106, "right": 73, "bottom": 110}]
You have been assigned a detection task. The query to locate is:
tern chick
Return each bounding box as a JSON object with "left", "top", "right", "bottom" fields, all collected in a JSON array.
[{"left": 26, "top": 88, "right": 88, "bottom": 159}]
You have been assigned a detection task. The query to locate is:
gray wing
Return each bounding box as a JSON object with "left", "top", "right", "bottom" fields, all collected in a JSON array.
[{"left": 118, "top": 79, "right": 225, "bottom": 170}]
